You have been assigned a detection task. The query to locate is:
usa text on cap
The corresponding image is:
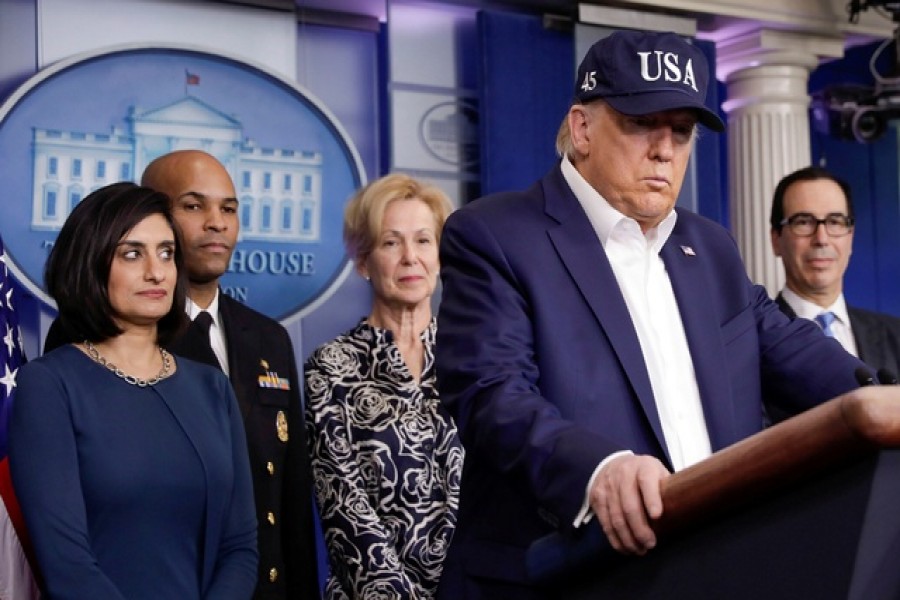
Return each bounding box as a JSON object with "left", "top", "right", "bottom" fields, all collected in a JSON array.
[{"left": 575, "top": 30, "right": 725, "bottom": 132}]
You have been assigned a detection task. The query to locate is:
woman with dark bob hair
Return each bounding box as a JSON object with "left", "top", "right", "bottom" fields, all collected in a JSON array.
[
  {"left": 8, "top": 182, "right": 258, "bottom": 599},
  {"left": 46, "top": 182, "right": 188, "bottom": 346}
]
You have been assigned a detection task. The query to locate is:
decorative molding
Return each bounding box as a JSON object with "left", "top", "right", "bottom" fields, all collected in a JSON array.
[
  {"left": 295, "top": 6, "right": 381, "bottom": 32},
  {"left": 715, "top": 28, "right": 845, "bottom": 81},
  {"left": 578, "top": 4, "right": 696, "bottom": 36},
  {"left": 590, "top": 0, "right": 895, "bottom": 40}
]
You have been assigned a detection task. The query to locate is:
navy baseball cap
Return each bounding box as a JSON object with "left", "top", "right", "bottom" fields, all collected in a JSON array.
[{"left": 575, "top": 30, "right": 725, "bottom": 132}]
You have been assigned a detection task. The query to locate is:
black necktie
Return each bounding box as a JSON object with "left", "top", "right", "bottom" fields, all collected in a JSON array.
[{"left": 193, "top": 311, "right": 222, "bottom": 370}]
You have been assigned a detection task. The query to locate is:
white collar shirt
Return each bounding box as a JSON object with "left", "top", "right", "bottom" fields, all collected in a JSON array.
[
  {"left": 186, "top": 291, "right": 229, "bottom": 375},
  {"left": 780, "top": 288, "right": 858, "bottom": 357},
  {"left": 561, "top": 156, "right": 712, "bottom": 472}
]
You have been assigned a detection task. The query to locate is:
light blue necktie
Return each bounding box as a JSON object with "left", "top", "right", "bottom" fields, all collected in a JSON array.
[{"left": 815, "top": 311, "right": 837, "bottom": 338}]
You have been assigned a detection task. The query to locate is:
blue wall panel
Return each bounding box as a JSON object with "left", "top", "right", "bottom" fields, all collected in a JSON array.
[
  {"left": 477, "top": 10, "right": 573, "bottom": 196},
  {"left": 694, "top": 39, "right": 726, "bottom": 227}
]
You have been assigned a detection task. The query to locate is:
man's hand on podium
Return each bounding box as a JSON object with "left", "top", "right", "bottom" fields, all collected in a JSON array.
[{"left": 590, "top": 454, "right": 671, "bottom": 556}]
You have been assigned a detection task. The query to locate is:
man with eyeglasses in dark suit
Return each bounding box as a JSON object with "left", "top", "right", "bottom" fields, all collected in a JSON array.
[{"left": 770, "top": 166, "right": 900, "bottom": 392}]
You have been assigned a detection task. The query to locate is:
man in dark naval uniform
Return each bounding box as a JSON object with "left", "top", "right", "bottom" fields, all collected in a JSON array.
[{"left": 45, "top": 150, "right": 321, "bottom": 598}]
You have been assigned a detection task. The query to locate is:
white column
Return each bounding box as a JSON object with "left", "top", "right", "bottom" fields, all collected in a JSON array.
[{"left": 717, "top": 29, "right": 845, "bottom": 295}]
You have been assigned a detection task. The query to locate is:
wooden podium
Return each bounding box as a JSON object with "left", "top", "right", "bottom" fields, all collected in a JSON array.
[{"left": 527, "top": 386, "right": 900, "bottom": 599}]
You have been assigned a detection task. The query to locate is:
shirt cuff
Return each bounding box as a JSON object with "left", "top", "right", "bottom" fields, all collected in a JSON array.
[{"left": 573, "top": 450, "right": 634, "bottom": 527}]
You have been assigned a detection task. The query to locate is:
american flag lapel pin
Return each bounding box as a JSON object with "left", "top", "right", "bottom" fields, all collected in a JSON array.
[{"left": 680, "top": 245, "right": 696, "bottom": 256}]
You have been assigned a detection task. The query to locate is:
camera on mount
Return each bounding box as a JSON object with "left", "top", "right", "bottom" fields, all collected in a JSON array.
[
  {"left": 811, "top": 1, "right": 900, "bottom": 143},
  {"left": 811, "top": 82, "right": 900, "bottom": 143}
]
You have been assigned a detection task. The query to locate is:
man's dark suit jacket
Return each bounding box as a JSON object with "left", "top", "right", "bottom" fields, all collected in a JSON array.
[
  {"left": 775, "top": 292, "right": 900, "bottom": 381},
  {"left": 434, "top": 164, "right": 869, "bottom": 600},
  {"left": 44, "top": 294, "right": 321, "bottom": 599}
]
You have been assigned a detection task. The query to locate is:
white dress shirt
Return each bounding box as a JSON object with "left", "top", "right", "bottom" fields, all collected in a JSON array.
[
  {"left": 186, "top": 291, "right": 230, "bottom": 376},
  {"left": 561, "top": 157, "right": 712, "bottom": 525}
]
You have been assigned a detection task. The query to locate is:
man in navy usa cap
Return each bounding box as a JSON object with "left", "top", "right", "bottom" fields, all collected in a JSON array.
[{"left": 435, "top": 29, "right": 869, "bottom": 598}]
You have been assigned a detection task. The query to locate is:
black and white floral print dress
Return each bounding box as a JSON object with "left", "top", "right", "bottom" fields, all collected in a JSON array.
[{"left": 304, "top": 318, "right": 464, "bottom": 599}]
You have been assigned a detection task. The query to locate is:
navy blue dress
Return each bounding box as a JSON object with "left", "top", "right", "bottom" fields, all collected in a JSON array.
[{"left": 9, "top": 345, "right": 258, "bottom": 599}]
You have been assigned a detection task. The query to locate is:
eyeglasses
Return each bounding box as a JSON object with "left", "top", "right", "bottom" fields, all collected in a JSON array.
[{"left": 779, "top": 212, "right": 854, "bottom": 237}]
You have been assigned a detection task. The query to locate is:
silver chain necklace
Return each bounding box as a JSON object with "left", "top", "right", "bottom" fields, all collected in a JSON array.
[{"left": 84, "top": 340, "right": 171, "bottom": 387}]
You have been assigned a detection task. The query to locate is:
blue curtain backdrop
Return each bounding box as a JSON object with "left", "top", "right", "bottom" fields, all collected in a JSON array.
[{"left": 477, "top": 10, "right": 573, "bottom": 197}]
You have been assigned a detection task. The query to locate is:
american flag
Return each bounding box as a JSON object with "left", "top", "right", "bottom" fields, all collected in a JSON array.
[
  {"left": 0, "top": 235, "right": 38, "bottom": 599},
  {"left": 0, "top": 236, "right": 25, "bottom": 459}
]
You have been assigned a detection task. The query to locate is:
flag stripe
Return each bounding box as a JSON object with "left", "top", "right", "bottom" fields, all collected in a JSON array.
[
  {"left": 0, "top": 496, "right": 39, "bottom": 600},
  {"left": 0, "top": 458, "right": 36, "bottom": 569},
  {"left": 1, "top": 236, "right": 26, "bottom": 459},
  {"left": 0, "top": 236, "right": 38, "bottom": 598}
]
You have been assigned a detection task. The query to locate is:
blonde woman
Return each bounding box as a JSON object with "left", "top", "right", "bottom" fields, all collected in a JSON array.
[{"left": 305, "top": 174, "right": 463, "bottom": 599}]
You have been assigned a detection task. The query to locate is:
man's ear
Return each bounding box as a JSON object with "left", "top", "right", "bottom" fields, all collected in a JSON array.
[
  {"left": 769, "top": 228, "right": 783, "bottom": 258},
  {"left": 569, "top": 106, "right": 592, "bottom": 156}
]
